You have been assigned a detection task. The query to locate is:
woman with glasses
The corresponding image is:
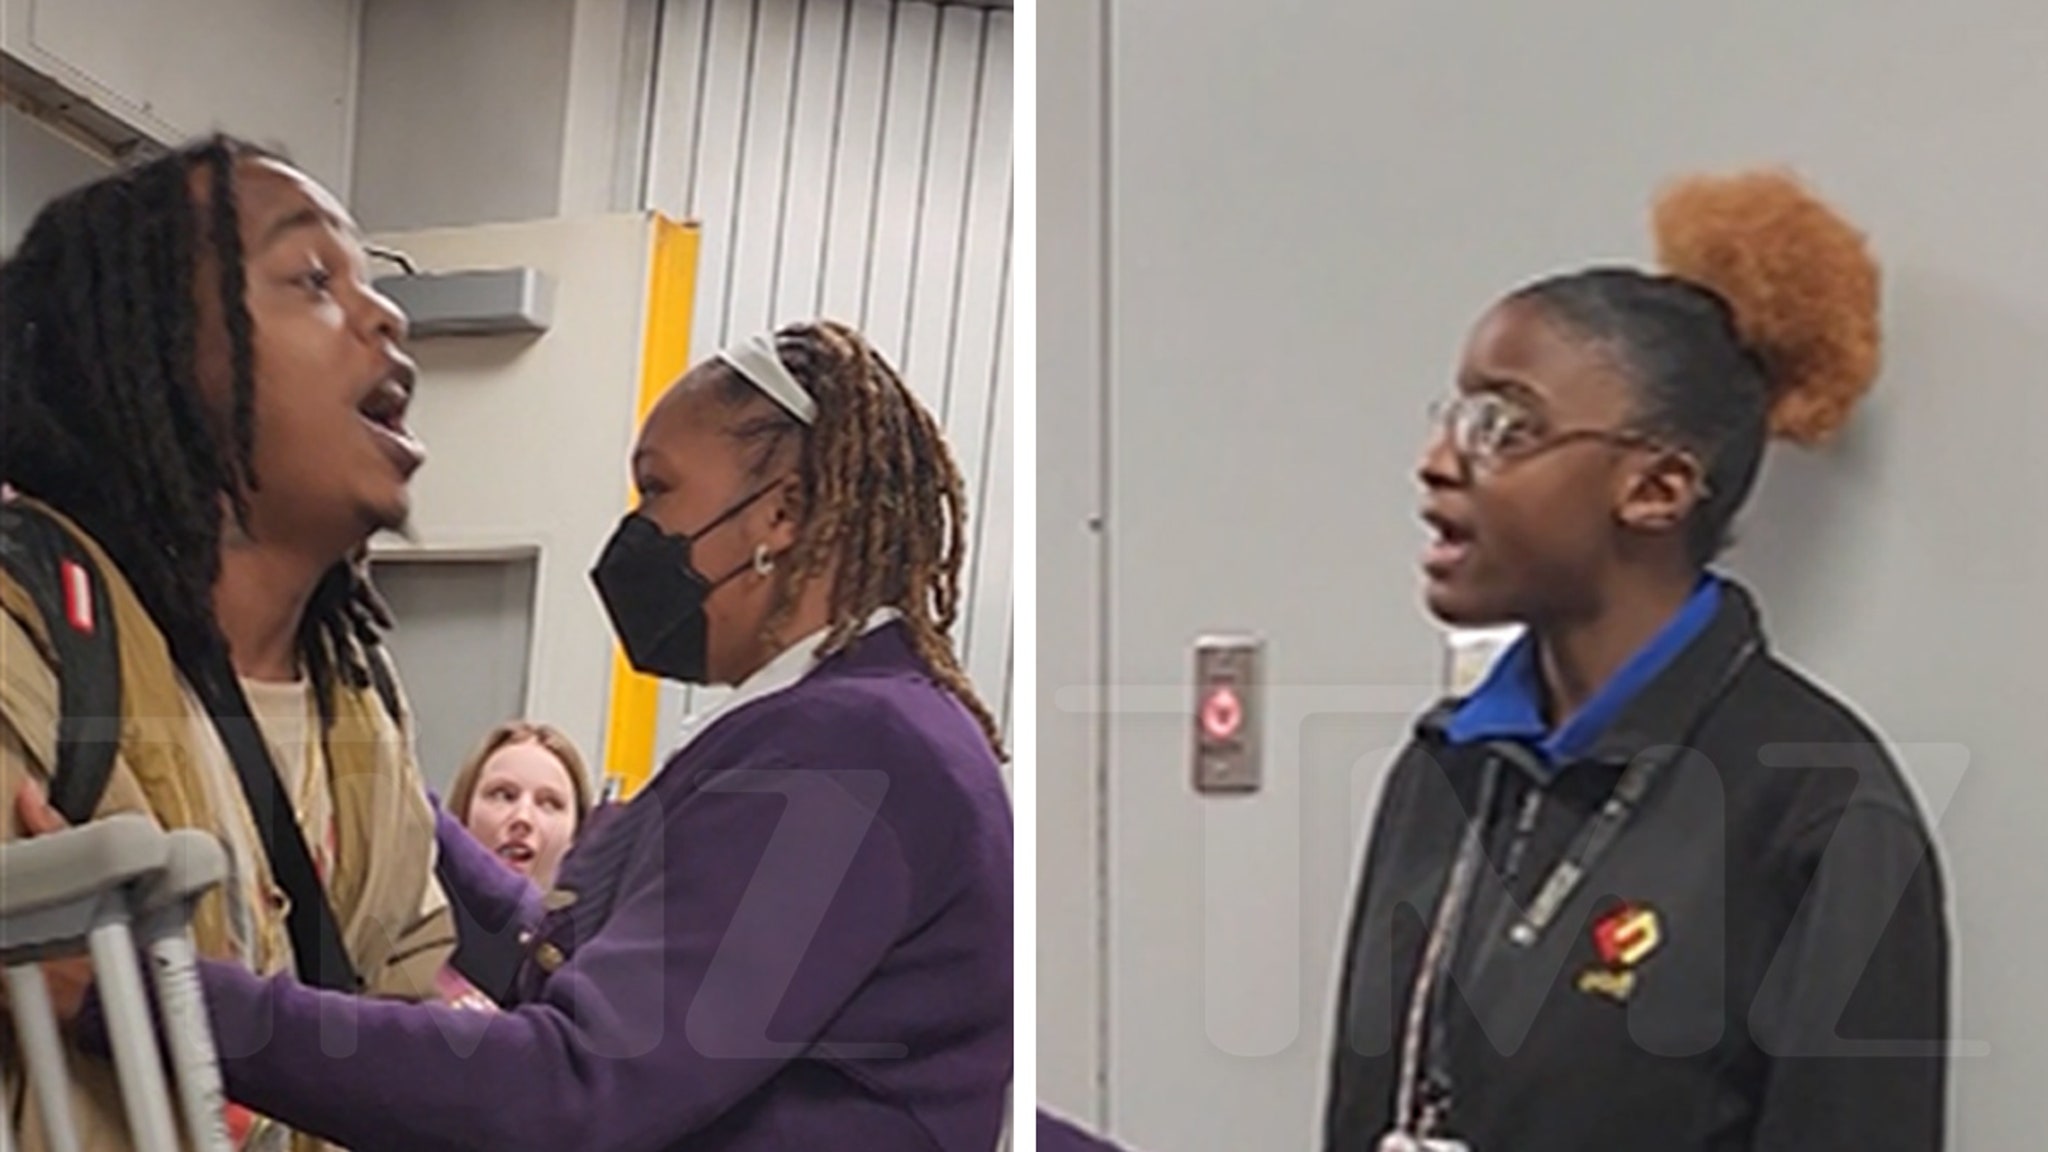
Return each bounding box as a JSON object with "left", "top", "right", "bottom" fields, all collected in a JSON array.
[{"left": 1323, "top": 171, "right": 1949, "bottom": 1152}]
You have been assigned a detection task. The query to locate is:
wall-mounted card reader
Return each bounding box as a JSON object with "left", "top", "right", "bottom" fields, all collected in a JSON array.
[{"left": 1192, "top": 634, "right": 1263, "bottom": 795}]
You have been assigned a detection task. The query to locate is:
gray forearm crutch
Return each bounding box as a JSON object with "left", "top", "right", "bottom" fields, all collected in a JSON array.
[
  {"left": 132, "top": 829, "right": 234, "bottom": 1152},
  {"left": 1, "top": 815, "right": 233, "bottom": 1152}
]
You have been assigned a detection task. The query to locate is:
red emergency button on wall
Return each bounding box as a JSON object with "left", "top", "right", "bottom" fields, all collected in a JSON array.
[
  {"left": 1200, "top": 685, "right": 1243, "bottom": 742},
  {"left": 1192, "top": 634, "right": 1262, "bottom": 795}
]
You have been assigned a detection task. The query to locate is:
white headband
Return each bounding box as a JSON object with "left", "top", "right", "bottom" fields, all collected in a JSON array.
[{"left": 716, "top": 333, "right": 817, "bottom": 425}]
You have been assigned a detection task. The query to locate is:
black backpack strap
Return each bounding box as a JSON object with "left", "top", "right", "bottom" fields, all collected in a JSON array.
[
  {"left": 184, "top": 650, "right": 363, "bottom": 993},
  {"left": 0, "top": 503, "right": 360, "bottom": 991},
  {"left": 0, "top": 504, "right": 124, "bottom": 825}
]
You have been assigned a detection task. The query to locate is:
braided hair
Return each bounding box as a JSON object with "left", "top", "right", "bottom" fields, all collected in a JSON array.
[
  {"left": 0, "top": 133, "right": 395, "bottom": 722},
  {"left": 710, "top": 319, "right": 1006, "bottom": 760}
]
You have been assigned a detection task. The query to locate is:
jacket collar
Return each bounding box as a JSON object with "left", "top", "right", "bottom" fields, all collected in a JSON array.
[
  {"left": 657, "top": 608, "right": 907, "bottom": 773},
  {"left": 1417, "top": 578, "right": 1768, "bottom": 774}
]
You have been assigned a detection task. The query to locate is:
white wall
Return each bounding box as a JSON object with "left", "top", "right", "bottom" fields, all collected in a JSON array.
[
  {"left": 1041, "top": 2, "right": 2048, "bottom": 1150},
  {"left": 644, "top": 0, "right": 1014, "bottom": 739},
  {"left": 0, "top": 0, "right": 359, "bottom": 193},
  {"left": 0, "top": 105, "right": 111, "bottom": 252},
  {"left": 364, "top": 214, "right": 657, "bottom": 783}
]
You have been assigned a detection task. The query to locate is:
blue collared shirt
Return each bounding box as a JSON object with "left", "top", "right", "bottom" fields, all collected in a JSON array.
[{"left": 1444, "top": 575, "right": 1725, "bottom": 766}]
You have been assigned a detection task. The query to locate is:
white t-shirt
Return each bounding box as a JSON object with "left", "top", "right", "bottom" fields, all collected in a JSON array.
[{"left": 240, "top": 676, "right": 336, "bottom": 882}]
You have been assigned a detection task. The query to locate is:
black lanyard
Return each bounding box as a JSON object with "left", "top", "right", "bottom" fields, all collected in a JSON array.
[
  {"left": 1504, "top": 637, "right": 1759, "bottom": 951},
  {"left": 1395, "top": 756, "right": 1502, "bottom": 1137},
  {"left": 1505, "top": 750, "right": 1660, "bottom": 947},
  {"left": 1397, "top": 637, "right": 1760, "bottom": 1135}
]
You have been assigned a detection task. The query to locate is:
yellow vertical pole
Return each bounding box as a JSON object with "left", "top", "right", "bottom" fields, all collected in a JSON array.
[{"left": 600, "top": 215, "right": 700, "bottom": 797}]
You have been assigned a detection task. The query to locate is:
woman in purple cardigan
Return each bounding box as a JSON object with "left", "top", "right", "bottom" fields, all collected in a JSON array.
[{"left": 57, "top": 321, "right": 1013, "bottom": 1150}]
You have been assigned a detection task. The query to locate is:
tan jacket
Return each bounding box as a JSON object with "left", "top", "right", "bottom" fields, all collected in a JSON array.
[{"left": 0, "top": 503, "right": 455, "bottom": 1151}]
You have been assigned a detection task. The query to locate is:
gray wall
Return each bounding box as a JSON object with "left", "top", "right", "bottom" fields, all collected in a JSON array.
[
  {"left": 1037, "top": 0, "right": 1105, "bottom": 1125},
  {"left": 351, "top": 0, "right": 576, "bottom": 230},
  {"left": 350, "top": 0, "right": 652, "bottom": 232},
  {"left": 372, "top": 556, "right": 540, "bottom": 792},
  {"left": 1040, "top": 1, "right": 2048, "bottom": 1149},
  {"left": 0, "top": 106, "right": 110, "bottom": 252}
]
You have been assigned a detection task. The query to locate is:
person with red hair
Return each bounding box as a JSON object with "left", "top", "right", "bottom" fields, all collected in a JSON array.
[{"left": 1325, "top": 170, "right": 1948, "bottom": 1152}]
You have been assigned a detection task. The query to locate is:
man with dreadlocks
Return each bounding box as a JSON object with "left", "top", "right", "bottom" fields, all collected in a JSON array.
[
  {"left": 44, "top": 320, "right": 1014, "bottom": 1152},
  {"left": 0, "top": 136, "right": 456, "bottom": 1150}
]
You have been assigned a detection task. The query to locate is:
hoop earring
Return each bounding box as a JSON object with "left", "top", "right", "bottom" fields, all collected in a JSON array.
[{"left": 753, "top": 543, "right": 775, "bottom": 576}]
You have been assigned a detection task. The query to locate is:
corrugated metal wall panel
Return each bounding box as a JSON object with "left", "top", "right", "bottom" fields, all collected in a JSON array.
[{"left": 645, "top": 0, "right": 1012, "bottom": 745}]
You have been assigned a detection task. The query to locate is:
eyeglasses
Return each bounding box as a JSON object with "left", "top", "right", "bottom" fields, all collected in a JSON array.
[{"left": 1427, "top": 392, "right": 1664, "bottom": 474}]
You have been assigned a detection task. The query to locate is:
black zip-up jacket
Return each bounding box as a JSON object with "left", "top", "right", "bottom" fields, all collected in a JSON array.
[{"left": 1323, "top": 582, "right": 1949, "bottom": 1152}]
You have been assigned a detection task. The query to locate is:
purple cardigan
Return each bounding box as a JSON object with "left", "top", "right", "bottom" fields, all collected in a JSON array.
[
  {"left": 1038, "top": 1109, "right": 1134, "bottom": 1152},
  {"left": 195, "top": 623, "right": 1013, "bottom": 1151}
]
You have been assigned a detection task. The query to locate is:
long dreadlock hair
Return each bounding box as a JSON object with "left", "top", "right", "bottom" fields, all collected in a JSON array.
[
  {"left": 0, "top": 133, "right": 394, "bottom": 725},
  {"left": 711, "top": 319, "right": 1006, "bottom": 760}
]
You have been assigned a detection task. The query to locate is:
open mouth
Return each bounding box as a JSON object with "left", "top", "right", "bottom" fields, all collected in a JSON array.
[
  {"left": 496, "top": 841, "right": 537, "bottom": 869},
  {"left": 358, "top": 372, "right": 427, "bottom": 476},
  {"left": 1421, "top": 508, "right": 1476, "bottom": 576}
]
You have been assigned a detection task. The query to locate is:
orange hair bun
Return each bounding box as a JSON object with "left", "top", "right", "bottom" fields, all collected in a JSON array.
[{"left": 1651, "top": 169, "right": 1881, "bottom": 444}]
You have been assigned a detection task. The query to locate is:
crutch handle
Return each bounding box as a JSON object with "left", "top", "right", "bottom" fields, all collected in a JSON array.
[
  {"left": 0, "top": 814, "right": 166, "bottom": 919},
  {"left": 134, "top": 829, "right": 229, "bottom": 918},
  {"left": 1, "top": 815, "right": 175, "bottom": 1152},
  {"left": 0, "top": 815, "right": 168, "bottom": 964}
]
